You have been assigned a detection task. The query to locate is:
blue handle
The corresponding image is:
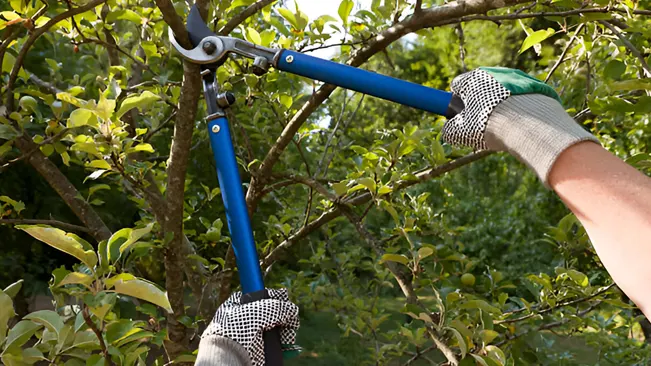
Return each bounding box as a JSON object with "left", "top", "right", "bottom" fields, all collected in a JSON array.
[
  {"left": 207, "top": 116, "right": 263, "bottom": 294},
  {"left": 276, "top": 50, "right": 454, "bottom": 116}
]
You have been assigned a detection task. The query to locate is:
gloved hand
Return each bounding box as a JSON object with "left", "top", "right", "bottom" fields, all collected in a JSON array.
[
  {"left": 442, "top": 66, "right": 599, "bottom": 185},
  {"left": 196, "top": 288, "right": 300, "bottom": 366}
]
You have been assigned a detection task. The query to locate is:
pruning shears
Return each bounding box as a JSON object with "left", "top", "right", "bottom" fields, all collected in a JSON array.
[{"left": 169, "top": 5, "right": 464, "bottom": 365}]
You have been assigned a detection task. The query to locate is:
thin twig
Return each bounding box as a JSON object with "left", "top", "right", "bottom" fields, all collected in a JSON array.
[
  {"left": 82, "top": 306, "right": 115, "bottom": 366},
  {"left": 496, "top": 301, "right": 602, "bottom": 347},
  {"left": 599, "top": 20, "right": 651, "bottom": 77},
  {"left": 0, "top": 219, "right": 92, "bottom": 233},
  {"left": 455, "top": 24, "right": 467, "bottom": 72},
  {"left": 262, "top": 151, "right": 491, "bottom": 268},
  {"left": 320, "top": 94, "right": 366, "bottom": 178},
  {"left": 302, "top": 41, "right": 367, "bottom": 53},
  {"left": 144, "top": 111, "right": 177, "bottom": 142},
  {"left": 545, "top": 23, "right": 585, "bottom": 83},
  {"left": 219, "top": 0, "right": 276, "bottom": 35},
  {"left": 497, "top": 283, "right": 615, "bottom": 323}
]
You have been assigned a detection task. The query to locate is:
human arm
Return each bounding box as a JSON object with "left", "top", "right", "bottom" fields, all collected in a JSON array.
[
  {"left": 549, "top": 141, "right": 651, "bottom": 316},
  {"left": 443, "top": 67, "right": 651, "bottom": 317}
]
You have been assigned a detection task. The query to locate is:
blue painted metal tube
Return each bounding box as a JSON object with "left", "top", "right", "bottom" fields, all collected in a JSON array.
[
  {"left": 276, "top": 50, "right": 453, "bottom": 116},
  {"left": 207, "top": 116, "right": 264, "bottom": 294}
]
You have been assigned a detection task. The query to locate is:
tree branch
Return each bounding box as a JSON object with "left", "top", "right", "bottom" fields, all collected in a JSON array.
[
  {"left": 246, "top": 0, "right": 530, "bottom": 212},
  {"left": 0, "top": 219, "right": 92, "bottom": 233},
  {"left": 219, "top": 0, "right": 276, "bottom": 35},
  {"left": 439, "top": 7, "right": 651, "bottom": 27},
  {"left": 599, "top": 20, "right": 651, "bottom": 77},
  {"left": 155, "top": 0, "right": 191, "bottom": 49},
  {"left": 338, "top": 204, "right": 458, "bottom": 365},
  {"left": 545, "top": 23, "right": 584, "bottom": 83},
  {"left": 83, "top": 306, "right": 115, "bottom": 366},
  {"left": 5, "top": 0, "right": 108, "bottom": 110},
  {"left": 262, "top": 151, "right": 491, "bottom": 268},
  {"left": 496, "top": 283, "right": 616, "bottom": 324}
]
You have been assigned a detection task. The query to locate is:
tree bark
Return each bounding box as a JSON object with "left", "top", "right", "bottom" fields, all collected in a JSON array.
[{"left": 13, "top": 135, "right": 112, "bottom": 242}]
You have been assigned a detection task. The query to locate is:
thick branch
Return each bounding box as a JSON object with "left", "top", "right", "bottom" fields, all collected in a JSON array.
[
  {"left": 155, "top": 0, "right": 191, "bottom": 49},
  {"left": 441, "top": 7, "right": 651, "bottom": 26},
  {"left": 0, "top": 219, "right": 92, "bottom": 233},
  {"left": 160, "top": 59, "right": 202, "bottom": 355},
  {"left": 247, "top": 0, "right": 529, "bottom": 211},
  {"left": 12, "top": 135, "right": 112, "bottom": 242}
]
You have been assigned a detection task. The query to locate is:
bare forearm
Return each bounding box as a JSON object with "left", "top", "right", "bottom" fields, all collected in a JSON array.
[{"left": 550, "top": 141, "right": 651, "bottom": 315}]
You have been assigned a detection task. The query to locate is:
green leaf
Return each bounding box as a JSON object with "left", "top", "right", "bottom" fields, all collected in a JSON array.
[
  {"left": 106, "top": 320, "right": 140, "bottom": 344},
  {"left": 445, "top": 327, "right": 467, "bottom": 358},
  {"left": 279, "top": 94, "right": 293, "bottom": 109},
  {"left": 459, "top": 300, "right": 502, "bottom": 315},
  {"left": 116, "top": 91, "right": 160, "bottom": 118},
  {"left": 67, "top": 109, "right": 93, "bottom": 128},
  {"left": 417, "top": 247, "right": 434, "bottom": 261},
  {"left": 4, "top": 320, "right": 41, "bottom": 352},
  {"left": 3, "top": 279, "right": 23, "bottom": 298},
  {"left": 567, "top": 269, "right": 589, "bottom": 287},
  {"left": 338, "top": 0, "right": 354, "bottom": 25},
  {"left": 278, "top": 8, "right": 299, "bottom": 30},
  {"left": 16, "top": 225, "right": 98, "bottom": 269},
  {"left": 245, "top": 27, "right": 262, "bottom": 45},
  {"left": 0, "top": 289, "right": 15, "bottom": 346},
  {"left": 40, "top": 143, "right": 55, "bottom": 157},
  {"left": 377, "top": 186, "right": 393, "bottom": 196},
  {"left": 379, "top": 253, "right": 409, "bottom": 266},
  {"left": 87, "top": 160, "right": 111, "bottom": 170},
  {"left": 519, "top": 28, "right": 555, "bottom": 54},
  {"left": 107, "top": 223, "right": 153, "bottom": 263},
  {"left": 0, "top": 124, "right": 20, "bottom": 140},
  {"left": 332, "top": 182, "right": 348, "bottom": 197},
  {"left": 470, "top": 354, "right": 490, "bottom": 366},
  {"left": 88, "top": 184, "right": 110, "bottom": 198},
  {"left": 22, "top": 347, "right": 46, "bottom": 363},
  {"left": 57, "top": 272, "right": 94, "bottom": 288},
  {"left": 127, "top": 143, "right": 154, "bottom": 153},
  {"left": 106, "top": 9, "right": 142, "bottom": 23},
  {"left": 112, "top": 277, "right": 172, "bottom": 313},
  {"left": 604, "top": 60, "right": 625, "bottom": 80},
  {"left": 0, "top": 196, "right": 25, "bottom": 214},
  {"left": 479, "top": 329, "right": 499, "bottom": 344},
  {"left": 485, "top": 345, "right": 506, "bottom": 365},
  {"left": 358, "top": 177, "right": 376, "bottom": 192},
  {"left": 24, "top": 310, "right": 64, "bottom": 336},
  {"left": 610, "top": 79, "right": 651, "bottom": 91}
]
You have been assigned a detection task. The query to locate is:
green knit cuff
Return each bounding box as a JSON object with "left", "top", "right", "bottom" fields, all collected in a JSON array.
[{"left": 479, "top": 66, "right": 562, "bottom": 103}]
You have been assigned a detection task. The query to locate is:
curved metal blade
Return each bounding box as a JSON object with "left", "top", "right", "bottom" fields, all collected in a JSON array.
[{"left": 187, "top": 5, "right": 216, "bottom": 48}]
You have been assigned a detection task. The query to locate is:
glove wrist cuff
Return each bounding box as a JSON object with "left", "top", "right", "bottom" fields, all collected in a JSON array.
[{"left": 485, "top": 94, "right": 600, "bottom": 186}]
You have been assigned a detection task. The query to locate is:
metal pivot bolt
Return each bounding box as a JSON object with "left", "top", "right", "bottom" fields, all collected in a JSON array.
[
  {"left": 202, "top": 41, "right": 217, "bottom": 55},
  {"left": 211, "top": 124, "right": 220, "bottom": 133},
  {"left": 252, "top": 56, "right": 269, "bottom": 76},
  {"left": 285, "top": 55, "right": 294, "bottom": 63}
]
